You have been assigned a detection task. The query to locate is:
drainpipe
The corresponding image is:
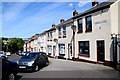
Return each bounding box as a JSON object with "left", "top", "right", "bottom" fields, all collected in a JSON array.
[{"left": 112, "top": 34, "right": 117, "bottom": 68}]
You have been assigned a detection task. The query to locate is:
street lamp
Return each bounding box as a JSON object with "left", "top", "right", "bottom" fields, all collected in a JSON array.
[
  {"left": 54, "top": 38, "right": 58, "bottom": 58},
  {"left": 111, "top": 33, "right": 120, "bottom": 69},
  {"left": 71, "top": 25, "right": 76, "bottom": 60}
]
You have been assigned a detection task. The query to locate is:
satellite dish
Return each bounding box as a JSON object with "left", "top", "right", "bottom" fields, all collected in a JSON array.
[
  {"left": 54, "top": 38, "right": 58, "bottom": 42},
  {"left": 71, "top": 25, "right": 76, "bottom": 31}
]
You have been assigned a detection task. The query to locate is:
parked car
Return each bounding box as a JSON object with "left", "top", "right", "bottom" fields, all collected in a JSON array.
[
  {"left": 0, "top": 51, "right": 8, "bottom": 59},
  {"left": 5, "top": 52, "right": 11, "bottom": 56},
  {"left": 1, "top": 58, "right": 18, "bottom": 80},
  {"left": 17, "top": 52, "right": 49, "bottom": 72}
]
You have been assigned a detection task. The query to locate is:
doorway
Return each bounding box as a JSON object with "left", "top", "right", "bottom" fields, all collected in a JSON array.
[
  {"left": 68, "top": 43, "right": 72, "bottom": 59},
  {"left": 97, "top": 40, "right": 105, "bottom": 63},
  {"left": 53, "top": 46, "right": 56, "bottom": 57}
]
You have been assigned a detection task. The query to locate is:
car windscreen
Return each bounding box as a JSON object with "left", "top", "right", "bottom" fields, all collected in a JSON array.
[{"left": 22, "top": 53, "right": 38, "bottom": 58}]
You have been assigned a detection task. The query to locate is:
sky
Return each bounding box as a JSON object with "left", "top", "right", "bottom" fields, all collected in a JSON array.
[{"left": 2, "top": 0, "right": 107, "bottom": 38}]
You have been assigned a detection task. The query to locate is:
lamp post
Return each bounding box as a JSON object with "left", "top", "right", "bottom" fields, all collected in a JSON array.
[
  {"left": 54, "top": 38, "right": 58, "bottom": 58},
  {"left": 71, "top": 25, "right": 76, "bottom": 60},
  {"left": 111, "top": 33, "right": 120, "bottom": 69}
]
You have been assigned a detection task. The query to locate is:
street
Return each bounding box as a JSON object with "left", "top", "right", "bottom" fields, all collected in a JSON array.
[{"left": 8, "top": 54, "right": 120, "bottom": 79}]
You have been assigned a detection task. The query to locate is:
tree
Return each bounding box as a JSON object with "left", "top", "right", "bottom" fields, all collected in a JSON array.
[{"left": 8, "top": 38, "right": 24, "bottom": 54}]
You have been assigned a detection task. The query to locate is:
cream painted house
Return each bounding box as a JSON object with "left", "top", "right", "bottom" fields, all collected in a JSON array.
[
  {"left": 71, "top": 1, "right": 120, "bottom": 66},
  {"left": 55, "top": 19, "right": 74, "bottom": 59},
  {"left": 37, "top": 31, "right": 47, "bottom": 53},
  {"left": 45, "top": 25, "right": 58, "bottom": 57}
]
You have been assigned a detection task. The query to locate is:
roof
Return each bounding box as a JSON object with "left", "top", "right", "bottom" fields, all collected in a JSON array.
[
  {"left": 56, "top": 2, "right": 114, "bottom": 28},
  {"left": 73, "top": 2, "right": 114, "bottom": 19},
  {"left": 45, "top": 27, "right": 56, "bottom": 32}
]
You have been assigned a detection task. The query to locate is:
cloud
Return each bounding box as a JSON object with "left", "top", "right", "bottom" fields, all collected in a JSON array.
[
  {"left": 78, "top": 1, "right": 88, "bottom": 7},
  {"left": 2, "top": 2, "right": 31, "bottom": 22}
]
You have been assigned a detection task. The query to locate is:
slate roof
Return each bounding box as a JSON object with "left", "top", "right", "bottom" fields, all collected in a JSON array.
[{"left": 73, "top": 2, "right": 114, "bottom": 19}]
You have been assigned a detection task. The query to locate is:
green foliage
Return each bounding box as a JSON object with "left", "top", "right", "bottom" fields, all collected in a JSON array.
[{"left": 8, "top": 38, "right": 24, "bottom": 53}]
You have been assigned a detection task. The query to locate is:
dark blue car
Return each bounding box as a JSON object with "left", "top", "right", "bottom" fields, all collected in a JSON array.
[
  {"left": 17, "top": 52, "right": 49, "bottom": 72},
  {"left": 1, "top": 58, "right": 18, "bottom": 80}
]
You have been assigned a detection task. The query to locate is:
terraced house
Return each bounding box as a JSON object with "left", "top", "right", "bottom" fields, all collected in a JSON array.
[{"left": 24, "top": 0, "right": 120, "bottom": 67}]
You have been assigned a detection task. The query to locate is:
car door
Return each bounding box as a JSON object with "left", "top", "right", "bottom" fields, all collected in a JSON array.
[{"left": 38, "top": 53, "right": 44, "bottom": 66}]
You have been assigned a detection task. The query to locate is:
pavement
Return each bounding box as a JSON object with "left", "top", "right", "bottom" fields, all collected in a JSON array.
[{"left": 8, "top": 54, "right": 120, "bottom": 79}]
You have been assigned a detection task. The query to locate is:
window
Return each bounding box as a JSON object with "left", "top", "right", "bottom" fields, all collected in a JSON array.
[
  {"left": 50, "top": 32, "right": 52, "bottom": 41},
  {"left": 85, "top": 16, "right": 92, "bottom": 32},
  {"left": 78, "top": 19, "right": 83, "bottom": 33},
  {"left": 63, "top": 26, "right": 66, "bottom": 38},
  {"left": 47, "top": 45, "right": 52, "bottom": 55},
  {"left": 58, "top": 27, "right": 62, "bottom": 38},
  {"left": 47, "top": 32, "right": 52, "bottom": 41},
  {"left": 59, "top": 44, "right": 65, "bottom": 55},
  {"left": 47, "top": 33, "right": 50, "bottom": 41},
  {"left": 79, "top": 41, "right": 90, "bottom": 57}
]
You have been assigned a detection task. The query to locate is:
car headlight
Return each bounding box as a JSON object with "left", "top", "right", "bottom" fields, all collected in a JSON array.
[
  {"left": 28, "top": 61, "right": 34, "bottom": 66},
  {"left": 17, "top": 61, "right": 19, "bottom": 64}
]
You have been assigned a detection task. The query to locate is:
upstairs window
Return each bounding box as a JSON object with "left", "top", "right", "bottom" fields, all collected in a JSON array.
[
  {"left": 63, "top": 26, "right": 66, "bottom": 38},
  {"left": 50, "top": 32, "right": 52, "bottom": 41},
  {"left": 47, "top": 32, "right": 52, "bottom": 41},
  {"left": 58, "top": 27, "right": 62, "bottom": 38},
  {"left": 78, "top": 19, "right": 83, "bottom": 33},
  {"left": 85, "top": 16, "right": 92, "bottom": 32},
  {"left": 47, "top": 33, "right": 50, "bottom": 41}
]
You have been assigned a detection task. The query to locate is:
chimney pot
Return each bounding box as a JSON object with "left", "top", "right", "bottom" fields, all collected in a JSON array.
[
  {"left": 73, "top": 10, "right": 78, "bottom": 16},
  {"left": 52, "top": 24, "right": 56, "bottom": 28},
  {"left": 92, "top": 1, "right": 99, "bottom": 7},
  {"left": 60, "top": 19, "right": 65, "bottom": 23}
]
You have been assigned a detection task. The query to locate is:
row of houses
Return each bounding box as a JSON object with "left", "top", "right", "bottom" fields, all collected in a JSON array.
[{"left": 24, "top": 0, "right": 120, "bottom": 67}]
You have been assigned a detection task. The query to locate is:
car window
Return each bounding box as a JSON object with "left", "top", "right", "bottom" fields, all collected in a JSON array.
[
  {"left": 0, "top": 52, "right": 3, "bottom": 54},
  {"left": 22, "top": 53, "right": 38, "bottom": 58},
  {"left": 2, "top": 59, "right": 10, "bottom": 64}
]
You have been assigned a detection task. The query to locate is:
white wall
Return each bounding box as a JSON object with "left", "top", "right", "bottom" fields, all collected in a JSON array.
[{"left": 74, "top": 8, "right": 112, "bottom": 62}]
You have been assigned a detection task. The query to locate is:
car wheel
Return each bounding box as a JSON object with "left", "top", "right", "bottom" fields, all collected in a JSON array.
[
  {"left": 8, "top": 73, "right": 15, "bottom": 80},
  {"left": 34, "top": 65, "right": 39, "bottom": 71}
]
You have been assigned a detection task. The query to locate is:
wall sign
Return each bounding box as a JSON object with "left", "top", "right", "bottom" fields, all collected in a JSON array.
[{"left": 94, "top": 19, "right": 107, "bottom": 25}]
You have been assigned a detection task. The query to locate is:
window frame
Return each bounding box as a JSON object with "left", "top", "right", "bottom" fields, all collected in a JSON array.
[
  {"left": 58, "top": 27, "right": 62, "bottom": 38},
  {"left": 77, "top": 18, "right": 83, "bottom": 33},
  {"left": 59, "top": 44, "right": 65, "bottom": 56},
  {"left": 78, "top": 41, "right": 90, "bottom": 57},
  {"left": 85, "top": 15, "right": 92, "bottom": 32},
  {"left": 63, "top": 26, "right": 66, "bottom": 38}
]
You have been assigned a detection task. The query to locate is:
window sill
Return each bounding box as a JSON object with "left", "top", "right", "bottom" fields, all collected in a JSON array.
[
  {"left": 58, "top": 36, "right": 61, "bottom": 38},
  {"left": 63, "top": 36, "right": 66, "bottom": 38},
  {"left": 78, "top": 54, "right": 90, "bottom": 57},
  {"left": 77, "top": 31, "right": 83, "bottom": 34},
  {"left": 85, "top": 30, "right": 92, "bottom": 33}
]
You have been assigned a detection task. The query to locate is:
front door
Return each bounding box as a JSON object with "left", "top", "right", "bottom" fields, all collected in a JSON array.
[
  {"left": 53, "top": 46, "right": 56, "bottom": 57},
  {"left": 97, "top": 40, "right": 105, "bottom": 63}
]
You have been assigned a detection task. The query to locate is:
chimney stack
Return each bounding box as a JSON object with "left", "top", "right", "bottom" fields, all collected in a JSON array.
[
  {"left": 92, "top": 0, "right": 99, "bottom": 7},
  {"left": 52, "top": 24, "right": 56, "bottom": 28},
  {"left": 73, "top": 10, "right": 78, "bottom": 16},
  {"left": 60, "top": 19, "right": 65, "bottom": 23}
]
